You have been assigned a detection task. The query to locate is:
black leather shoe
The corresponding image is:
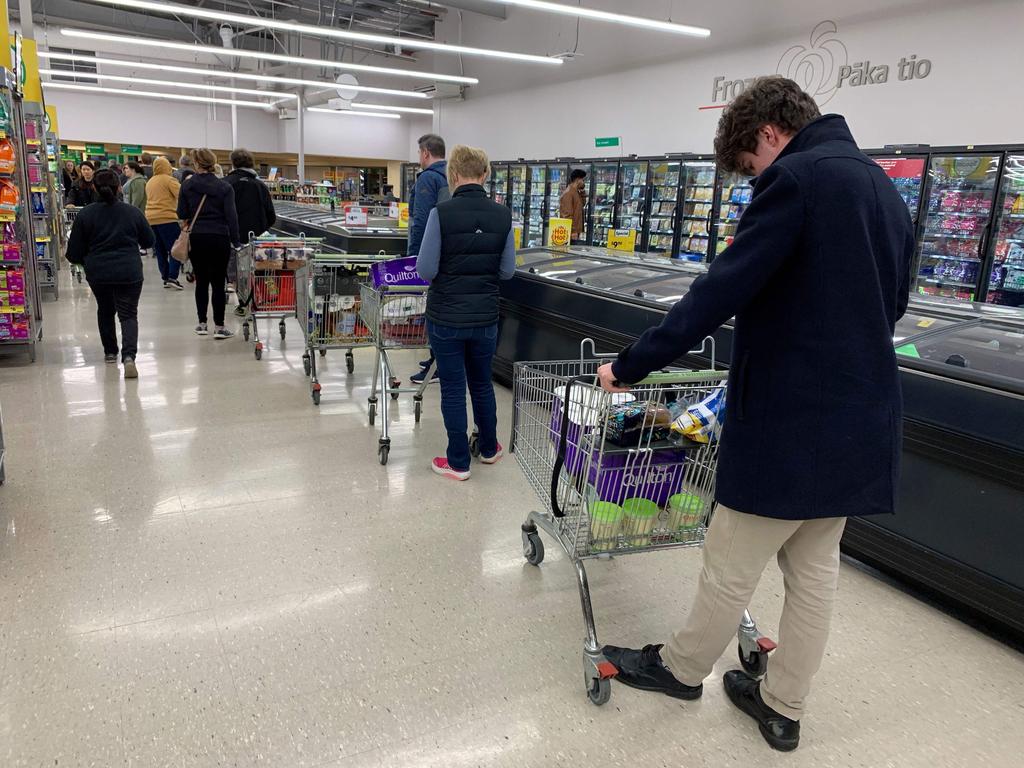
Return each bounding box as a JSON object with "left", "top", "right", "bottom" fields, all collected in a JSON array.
[
  {"left": 601, "top": 644, "right": 703, "bottom": 700},
  {"left": 723, "top": 670, "right": 800, "bottom": 751}
]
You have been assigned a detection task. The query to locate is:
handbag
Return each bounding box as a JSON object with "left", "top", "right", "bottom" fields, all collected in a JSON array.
[{"left": 171, "top": 194, "right": 207, "bottom": 264}]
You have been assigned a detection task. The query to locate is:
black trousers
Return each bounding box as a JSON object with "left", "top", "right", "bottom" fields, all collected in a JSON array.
[
  {"left": 190, "top": 233, "right": 231, "bottom": 326},
  {"left": 88, "top": 280, "right": 143, "bottom": 361}
]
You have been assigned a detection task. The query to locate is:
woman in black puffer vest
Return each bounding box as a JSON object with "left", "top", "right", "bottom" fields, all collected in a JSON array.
[{"left": 415, "top": 145, "right": 517, "bottom": 480}]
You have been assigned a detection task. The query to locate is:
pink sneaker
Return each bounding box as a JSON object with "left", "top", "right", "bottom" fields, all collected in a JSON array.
[
  {"left": 480, "top": 442, "right": 504, "bottom": 465},
  {"left": 432, "top": 457, "right": 471, "bottom": 480}
]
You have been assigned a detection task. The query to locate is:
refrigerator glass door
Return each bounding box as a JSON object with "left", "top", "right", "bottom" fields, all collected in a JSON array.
[
  {"left": 714, "top": 171, "right": 754, "bottom": 259},
  {"left": 679, "top": 161, "right": 717, "bottom": 262},
  {"left": 873, "top": 156, "right": 926, "bottom": 222},
  {"left": 590, "top": 162, "right": 619, "bottom": 247},
  {"left": 525, "top": 164, "right": 547, "bottom": 248},
  {"left": 645, "top": 160, "right": 680, "bottom": 256},
  {"left": 899, "top": 320, "right": 1024, "bottom": 385},
  {"left": 616, "top": 161, "right": 648, "bottom": 250},
  {"left": 916, "top": 154, "right": 1000, "bottom": 302},
  {"left": 544, "top": 164, "right": 570, "bottom": 245},
  {"left": 490, "top": 164, "right": 510, "bottom": 205},
  {"left": 509, "top": 164, "right": 528, "bottom": 226},
  {"left": 985, "top": 154, "right": 1024, "bottom": 307}
]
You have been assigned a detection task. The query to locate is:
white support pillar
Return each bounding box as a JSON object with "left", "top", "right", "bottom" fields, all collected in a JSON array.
[{"left": 297, "top": 93, "right": 306, "bottom": 182}]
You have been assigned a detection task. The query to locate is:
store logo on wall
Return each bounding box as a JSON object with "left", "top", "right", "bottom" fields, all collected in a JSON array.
[{"left": 708, "top": 20, "right": 932, "bottom": 108}]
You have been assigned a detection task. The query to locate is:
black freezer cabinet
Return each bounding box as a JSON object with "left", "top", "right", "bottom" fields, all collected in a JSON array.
[{"left": 499, "top": 247, "right": 1024, "bottom": 639}]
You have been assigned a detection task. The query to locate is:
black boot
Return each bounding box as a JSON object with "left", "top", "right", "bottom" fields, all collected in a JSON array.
[
  {"left": 723, "top": 670, "right": 800, "bottom": 751},
  {"left": 601, "top": 644, "right": 703, "bottom": 700}
]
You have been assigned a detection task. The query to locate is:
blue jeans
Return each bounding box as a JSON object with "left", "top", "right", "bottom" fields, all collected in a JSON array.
[
  {"left": 427, "top": 320, "right": 499, "bottom": 471},
  {"left": 152, "top": 222, "right": 181, "bottom": 282}
]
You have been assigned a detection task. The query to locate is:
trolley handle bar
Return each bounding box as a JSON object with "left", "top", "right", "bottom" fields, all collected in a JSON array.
[{"left": 550, "top": 370, "right": 728, "bottom": 517}]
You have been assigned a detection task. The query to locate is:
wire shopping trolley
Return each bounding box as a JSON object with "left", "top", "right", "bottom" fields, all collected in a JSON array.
[
  {"left": 238, "top": 236, "right": 320, "bottom": 360},
  {"left": 296, "top": 254, "right": 377, "bottom": 405},
  {"left": 512, "top": 339, "right": 775, "bottom": 706},
  {"left": 358, "top": 282, "right": 436, "bottom": 465},
  {"left": 62, "top": 207, "right": 83, "bottom": 283}
]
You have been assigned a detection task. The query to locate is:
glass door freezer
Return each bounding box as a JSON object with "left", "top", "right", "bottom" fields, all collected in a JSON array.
[
  {"left": 589, "top": 161, "right": 619, "bottom": 247},
  {"left": 871, "top": 154, "right": 927, "bottom": 223},
  {"left": 615, "top": 160, "right": 649, "bottom": 250},
  {"left": 713, "top": 170, "right": 754, "bottom": 259},
  {"left": 678, "top": 160, "right": 717, "bottom": 262},
  {"left": 544, "top": 163, "right": 569, "bottom": 245},
  {"left": 524, "top": 163, "right": 548, "bottom": 248},
  {"left": 489, "top": 163, "right": 510, "bottom": 205},
  {"left": 915, "top": 152, "right": 1002, "bottom": 302},
  {"left": 508, "top": 163, "right": 528, "bottom": 229},
  {"left": 985, "top": 153, "right": 1024, "bottom": 307},
  {"left": 643, "top": 159, "right": 682, "bottom": 256}
]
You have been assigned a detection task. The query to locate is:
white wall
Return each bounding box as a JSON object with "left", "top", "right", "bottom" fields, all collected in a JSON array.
[
  {"left": 436, "top": 1, "right": 1024, "bottom": 160},
  {"left": 276, "top": 112, "right": 429, "bottom": 161}
]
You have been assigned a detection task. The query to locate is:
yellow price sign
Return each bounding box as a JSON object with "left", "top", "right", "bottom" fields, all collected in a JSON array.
[
  {"left": 606, "top": 228, "right": 637, "bottom": 252},
  {"left": 916, "top": 318, "right": 935, "bottom": 328},
  {"left": 513, "top": 226, "right": 522, "bottom": 251},
  {"left": 398, "top": 202, "right": 409, "bottom": 229},
  {"left": 546, "top": 217, "right": 573, "bottom": 248}
]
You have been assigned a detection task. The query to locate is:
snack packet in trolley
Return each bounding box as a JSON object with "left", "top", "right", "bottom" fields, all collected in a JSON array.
[
  {"left": 370, "top": 256, "right": 428, "bottom": 288},
  {"left": 671, "top": 387, "right": 726, "bottom": 444}
]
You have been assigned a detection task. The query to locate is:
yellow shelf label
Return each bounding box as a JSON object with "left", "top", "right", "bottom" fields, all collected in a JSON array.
[
  {"left": 26, "top": 139, "right": 42, "bottom": 146},
  {"left": 0, "top": 305, "right": 27, "bottom": 314},
  {"left": 0, "top": 214, "right": 16, "bottom": 222},
  {"left": 35, "top": 236, "right": 51, "bottom": 243},
  {"left": 30, "top": 186, "right": 47, "bottom": 193}
]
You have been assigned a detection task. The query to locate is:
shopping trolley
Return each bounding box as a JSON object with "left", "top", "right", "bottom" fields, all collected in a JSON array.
[
  {"left": 513, "top": 339, "right": 775, "bottom": 706},
  {"left": 296, "top": 254, "right": 378, "bottom": 405},
  {"left": 62, "top": 207, "right": 83, "bottom": 283},
  {"left": 237, "top": 236, "right": 320, "bottom": 360},
  {"left": 358, "top": 283, "right": 436, "bottom": 465}
]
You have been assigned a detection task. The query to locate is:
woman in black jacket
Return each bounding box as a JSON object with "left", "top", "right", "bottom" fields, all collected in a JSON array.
[
  {"left": 176, "top": 148, "right": 241, "bottom": 339},
  {"left": 66, "top": 169, "right": 155, "bottom": 379},
  {"left": 65, "top": 160, "right": 99, "bottom": 206}
]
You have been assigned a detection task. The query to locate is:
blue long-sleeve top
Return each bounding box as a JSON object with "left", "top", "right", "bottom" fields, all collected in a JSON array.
[{"left": 415, "top": 208, "right": 517, "bottom": 282}]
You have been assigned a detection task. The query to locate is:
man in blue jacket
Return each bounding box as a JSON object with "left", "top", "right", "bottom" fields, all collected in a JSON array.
[
  {"left": 409, "top": 133, "right": 449, "bottom": 384},
  {"left": 597, "top": 77, "right": 914, "bottom": 752}
]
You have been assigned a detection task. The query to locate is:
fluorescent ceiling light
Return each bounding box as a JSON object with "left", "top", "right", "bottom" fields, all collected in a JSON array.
[
  {"left": 42, "top": 81, "right": 271, "bottom": 109},
  {"left": 481, "top": 0, "right": 710, "bottom": 38},
  {"left": 60, "top": 27, "right": 478, "bottom": 85},
  {"left": 308, "top": 107, "right": 401, "bottom": 120},
  {"left": 38, "top": 69, "right": 295, "bottom": 99},
  {"left": 349, "top": 103, "right": 433, "bottom": 116},
  {"left": 85, "top": 0, "right": 562, "bottom": 66},
  {"left": 38, "top": 51, "right": 429, "bottom": 99}
]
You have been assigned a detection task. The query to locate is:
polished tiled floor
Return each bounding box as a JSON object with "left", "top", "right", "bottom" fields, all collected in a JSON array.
[{"left": 2, "top": 260, "right": 1023, "bottom": 767}]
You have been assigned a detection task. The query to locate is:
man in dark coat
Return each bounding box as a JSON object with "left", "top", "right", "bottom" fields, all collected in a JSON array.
[
  {"left": 597, "top": 77, "right": 914, "bottom": 752},
  {"left": 224, "top": 147, "right": 277, "bottom": 315}
]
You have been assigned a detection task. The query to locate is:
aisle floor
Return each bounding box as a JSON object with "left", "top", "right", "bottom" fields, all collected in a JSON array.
[{"left": 1, "top": 261, "right": 1023, "bottom": 767}]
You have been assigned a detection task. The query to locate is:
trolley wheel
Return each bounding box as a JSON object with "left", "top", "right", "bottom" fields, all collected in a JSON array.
[
  {"left": 523, "top": 531, "right": 545, "bottom": 566},
  {"left": 738, "top": 645, "right": 769, "bottom": 677},
  {"left": 319, "top": 348, "right": 327, "bottom": 357},
  {"left": 378, "top": 443, "right": 390, "bottom": 465},
  {"left": 242, "top": 323, "right": 250, "bottom": 342},
  {"left": 303, "top": 355, "right": 311, "bottom": 377},
  {"left": 254, "top": 345, "right": 263, "bottom": 361},
  {"left": 311, "top": 389, "right": 321, "bottom": 406},
  {"left": 186, "top": 272, "right": 196, "bottom": 284},
  {"left": 368, "top": 402, "right": 376, "bottom": 426},
  {"left": 469, "top": 434, "right": 480, "bottom": 458},
  {"left": 587, "top": 678, "right": 612, "bottom": 706},
  {"left": 76, "top": 271, "right": 83, "bottom": 284},
  {"left": 279, "top": 320, "right": 286, "bottom": 339},
  {"left": 346, "top": 354, "right": 354, "bottom": 374},
  {"left": 390, "top": 377, "right": 401, "bottom": 400},
  {"left": 414, "top": 399, "right": 422, "bottom": 423}
]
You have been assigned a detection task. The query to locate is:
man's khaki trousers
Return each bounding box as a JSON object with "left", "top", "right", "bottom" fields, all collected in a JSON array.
[{"left": 660, "top": 504, "right": 847, "bottom": 720}]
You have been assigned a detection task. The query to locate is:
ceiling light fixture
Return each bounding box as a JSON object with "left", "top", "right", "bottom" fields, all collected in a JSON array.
[
  {"left": 42, "top": 81, "right": 271, "bottom": 109},
  {"left": 480, "top": 0, "right": 710, "bottom": 38},
  {"left": 38, "top": 69, "right": 296, "bottom": 99},
  {"left": 84, "top": 0, "right": 563, "bottom": 65},
  {"left": 60, "top": 28, "right": 479, "bottom": 85},
  {"left": 38, "top": 51, "right": 429, "bottom": 99},
  {"left": 349, "top": 103, "right": 434, "bottom": 116},
  {"left": 307, "top": 107, "right": 401, "bottom": 120}
]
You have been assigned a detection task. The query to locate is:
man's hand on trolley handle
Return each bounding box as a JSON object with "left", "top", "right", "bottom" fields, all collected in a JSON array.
[{"left": 597, "top": 362, "right": 632, "bottom": 394}]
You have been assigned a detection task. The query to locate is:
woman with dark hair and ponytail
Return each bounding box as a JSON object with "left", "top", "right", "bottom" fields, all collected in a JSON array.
[
  {"left": 66, "top": 168, "right": 155, "bottom": 379},
  {"left": 66, "top": 160, "right": 99, "bottom": 206}
]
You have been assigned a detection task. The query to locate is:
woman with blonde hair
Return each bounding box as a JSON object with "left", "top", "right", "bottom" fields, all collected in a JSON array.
[
  {"left": 177, "top": 148, "right": 241, "bottom": 339},
  {"left": 415, "top": 145, "right": 516, "bottom": 480}
]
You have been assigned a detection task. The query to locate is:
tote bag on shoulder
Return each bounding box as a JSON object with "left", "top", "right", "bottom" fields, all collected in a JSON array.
[{"left": 171, "top": 194, "right": 207, "bottom": 264}]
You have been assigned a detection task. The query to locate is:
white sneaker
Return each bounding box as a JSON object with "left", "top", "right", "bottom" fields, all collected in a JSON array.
[{"left": 195, "top": 323, "right": 209, "bottom": 336}]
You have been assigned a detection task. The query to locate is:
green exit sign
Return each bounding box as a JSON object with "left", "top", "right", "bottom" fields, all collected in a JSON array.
[
  {"left": 595, "top": 136, "right": 620, "bottom": 148},
  {"left": 121, "top": 144, "right": 142, "bottom": 154},
  {"left": 85, "top": 144, "right": 106, "bottom": 155}
]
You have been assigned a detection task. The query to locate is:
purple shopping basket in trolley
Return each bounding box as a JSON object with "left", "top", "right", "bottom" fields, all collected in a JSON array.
[{"left": 551, "top": 388, "right": 688, "bottom": 507}]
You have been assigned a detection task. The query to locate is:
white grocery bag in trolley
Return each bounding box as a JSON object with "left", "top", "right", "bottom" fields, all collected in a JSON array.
[
  {"left": 553, "top": 384, "right": 634, "bottom": 427},
  {"left": 380, "top": 293, "right": 426, "bottom": 319}
]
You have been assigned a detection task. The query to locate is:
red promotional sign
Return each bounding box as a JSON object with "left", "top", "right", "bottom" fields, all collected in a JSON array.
[{"left": 873, "top": 157, "right": 925, "bottom": 180}]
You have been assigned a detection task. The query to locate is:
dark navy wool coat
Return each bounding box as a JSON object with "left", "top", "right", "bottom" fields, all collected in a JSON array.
[{"left": 612, "top": 115, "right": 915, "bottom": 520}]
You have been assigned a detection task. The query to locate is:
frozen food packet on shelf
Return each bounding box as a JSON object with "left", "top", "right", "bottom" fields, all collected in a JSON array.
[{"left": 671, "top": 387, "right": 726, "bottom": 444}]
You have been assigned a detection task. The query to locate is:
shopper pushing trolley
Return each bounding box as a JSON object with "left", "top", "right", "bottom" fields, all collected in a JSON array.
[{"left": 574, "top": 77, "right": 914, "bottom": 751}]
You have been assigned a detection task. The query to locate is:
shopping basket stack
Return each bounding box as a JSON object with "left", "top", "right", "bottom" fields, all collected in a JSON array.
[
  {"left": 512, "top": 339, "right": 775, "bottom": 705},
  {"left": 238, "top": 236, "right": 320, "bottom": 360},
  {"left": 358, "top": 256, "right": 436, "bottom": 465},
  {"left": 296, "top": 254, "right": 377, "bottom": 405}
]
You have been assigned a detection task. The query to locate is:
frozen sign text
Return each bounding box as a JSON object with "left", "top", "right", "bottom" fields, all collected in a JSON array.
[{"left": 836, "top": 55, "right": 931, "bottom": 88}]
